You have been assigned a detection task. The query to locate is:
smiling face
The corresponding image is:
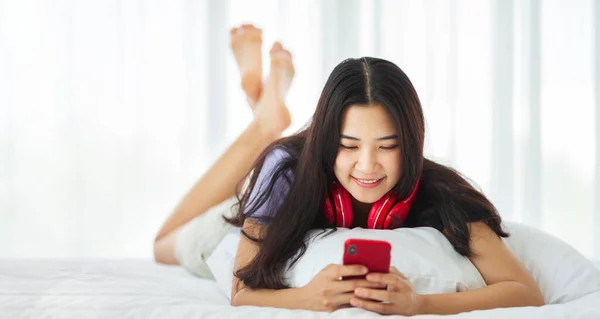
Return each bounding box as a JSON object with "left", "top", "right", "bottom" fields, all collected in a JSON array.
[{"left": 333, "top": 104, "right": 402, "bottom": 205}]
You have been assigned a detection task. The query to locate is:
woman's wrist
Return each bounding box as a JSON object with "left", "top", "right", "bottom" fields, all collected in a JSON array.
[
  {"left": 410, "top": 293, "right": 426, "bottom": 315},
  {"left": 294, "top": 285, "right": 311, "bottom": 310},
  {"left": 232, "top": 285, "right": 312, "bottom": 310}
]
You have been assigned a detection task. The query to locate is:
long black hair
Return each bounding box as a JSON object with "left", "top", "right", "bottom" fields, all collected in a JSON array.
[{"left": 225, "top": 57, "right": 508, "bottom": 290}]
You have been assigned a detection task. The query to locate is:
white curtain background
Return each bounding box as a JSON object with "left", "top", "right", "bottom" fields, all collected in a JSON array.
[{"left": 1, "top": 0, "right": 599, "bottom": 259}]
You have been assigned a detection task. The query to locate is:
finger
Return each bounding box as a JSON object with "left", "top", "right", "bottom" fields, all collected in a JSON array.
[
  {"left": 333, "top": 265, "right": 368, "bottom": 278},
  {"left": 336, "top": 279, "right": 387, "bottom": 292},
  {"left": 368, "top": 273, "right": 411, "bottom": 293},
  {"left": 354, "top": 287, "right": 393, "bottom": 302},
  {"left": 336, "top": 304, "right": 353, "bottom": 310},
  {"left": 329, "top": 292, "right": 355, "bottom": 307},
  {"left": 350, "top": 297, "right": 393, "bottom": 315},
  {"left": 366, "top": 272, "right": 406, "bottom": 287},
  {"left": 389, "top": 266, "right": 408, "bottom": 279}
]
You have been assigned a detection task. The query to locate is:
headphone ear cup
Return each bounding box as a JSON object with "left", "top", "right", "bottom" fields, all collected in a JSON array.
[
  {"left": 368, "top": 192, "right": 397, "bottom": 229},
  {"left": 323, "top": 192, "right": 335, "bottom": 225},
  {"left": 384, "top": 196, "right": 409, "bottom": 229},
  {"left": 380, "top": 179, "right": 421, "bottom": 229},
  {"left": 332, "top": 183, "right": 353, "bottom": 228}
]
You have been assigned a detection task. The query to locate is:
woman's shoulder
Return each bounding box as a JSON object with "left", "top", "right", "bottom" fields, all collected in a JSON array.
[
  {"left": 255, "top": 146, "right": 296, "bottom": 187},
  {"left": 264, "top": 146, "right": 293, "bottom": 163},
  {"left": 245, "top": 146, "right": 295, "bottom": 224},
  {"left": 260, "top": 146, "right": 295, "bottom": 175}
]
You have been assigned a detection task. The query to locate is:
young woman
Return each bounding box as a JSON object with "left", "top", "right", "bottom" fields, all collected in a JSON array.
[{"left": 154, "top": 25, "right": 544, "bottom": 315}]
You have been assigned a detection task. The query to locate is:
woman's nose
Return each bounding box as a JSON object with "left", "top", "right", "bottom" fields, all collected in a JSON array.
[{"left": 355, "top": 149, "right": 378, "bottom": 173}]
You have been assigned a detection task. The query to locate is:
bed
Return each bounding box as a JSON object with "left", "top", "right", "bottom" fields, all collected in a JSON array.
[
  {"left": 1, "top": 257, "right": 600, "bottom": 319},
  {"left": 4, "top": 215, "right": 600, "bottom": 319}
]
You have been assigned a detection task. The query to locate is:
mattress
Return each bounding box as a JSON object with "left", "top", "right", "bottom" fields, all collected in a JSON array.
[{"left": 1, "top": 258, "right": 599, "bottom": 319}]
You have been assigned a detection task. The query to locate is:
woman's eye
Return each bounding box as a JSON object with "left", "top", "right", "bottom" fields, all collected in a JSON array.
[
  {"left": 340, "top": 144, "right": 358, "bottom": 150},
  {"left": 380, "top": 145, "right": 399, "bottom": 150}
]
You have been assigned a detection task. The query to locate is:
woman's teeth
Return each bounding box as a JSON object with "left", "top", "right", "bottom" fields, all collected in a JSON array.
[{"left": 357, "top": 178, "right": 380, "bottom": 184}]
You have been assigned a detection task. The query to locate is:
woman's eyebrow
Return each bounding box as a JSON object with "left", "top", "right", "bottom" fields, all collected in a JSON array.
[{"left": 340, "top": 134, "right": 398, "bottom": 141}]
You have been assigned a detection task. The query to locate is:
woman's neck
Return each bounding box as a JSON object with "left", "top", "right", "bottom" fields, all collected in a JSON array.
[{"left": 351, "top": 198, "right": 372, "bottom": 228}]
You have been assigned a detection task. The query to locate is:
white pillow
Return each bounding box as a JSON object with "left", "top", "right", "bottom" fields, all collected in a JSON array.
[
  {"left": 207, "top": 222, "right": 600, "bottom": 304},
  {"left": 206, "top": 231, "right": 242, "bottom": 299},
  {"left": 288, "top": 227, "right": 486, "bottom": 292},
  {"left": 207, "top": 227, "right": 487, "bottom": 300},
  {"left": 593, "top": 258, "right": 600, "bottom": 271},
  {"left": 501, "top": 221, "right": 600, "bottom": 304}
]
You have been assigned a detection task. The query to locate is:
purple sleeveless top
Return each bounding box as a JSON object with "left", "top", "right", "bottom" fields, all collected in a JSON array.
[{"left": 245, "top": 148, "right": 293, "bottom": 224}]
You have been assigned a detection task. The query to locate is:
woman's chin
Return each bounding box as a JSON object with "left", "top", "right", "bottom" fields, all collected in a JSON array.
[
  {"left": 348, "top": 190, "right": 384, "bottom": 204},
  {"left": 348, "top": 185, "right": 396, "bottom": 204}
]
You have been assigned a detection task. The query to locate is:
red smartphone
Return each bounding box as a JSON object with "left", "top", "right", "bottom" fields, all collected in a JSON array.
[{"left": 342, "top": 238, "right": 391, "bottom": 279}]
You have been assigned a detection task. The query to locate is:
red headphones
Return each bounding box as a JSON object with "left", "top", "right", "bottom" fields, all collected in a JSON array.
[{"left": 323, "top": 179, "right": 420, "bottom": 229}]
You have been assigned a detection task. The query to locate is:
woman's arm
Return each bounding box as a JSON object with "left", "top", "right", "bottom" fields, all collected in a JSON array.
[
  {"left": 231, "top": 219, "right": 381, "bottom": 311},
  {"left": 417, "top": 280, "right": 542, "bottom": 315},
  {"left": 230, "top": 219, "right": 307, "bottom": 308},
  {"left": 416, "top": 221, "right": 544, "bottom": 314},
  {"left": 353, "top": 221, "right": 544, "bottom": 315},
  {"left": 232, "top": 286, "right": 308, "bottom": 308}
]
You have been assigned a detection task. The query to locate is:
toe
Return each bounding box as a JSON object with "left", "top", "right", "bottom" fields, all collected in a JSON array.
[
  {"left": 282, "top": 48, "right": 292, "bottom": 57},
  {"left": 270, "top": 42, "right": 283, "bottom": 53}
]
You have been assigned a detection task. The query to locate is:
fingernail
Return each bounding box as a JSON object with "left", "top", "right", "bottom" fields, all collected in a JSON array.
[{"left": 350, "top": 298, "right": 360, "bottom": 307}]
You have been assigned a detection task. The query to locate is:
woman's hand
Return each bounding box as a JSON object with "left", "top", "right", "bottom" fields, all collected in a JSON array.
[
  {"left": 299, "top": 264, "right": 387, "bottom": 312},
  {"left": 350, "top": 266, "right": 422, "bottom": 316}
]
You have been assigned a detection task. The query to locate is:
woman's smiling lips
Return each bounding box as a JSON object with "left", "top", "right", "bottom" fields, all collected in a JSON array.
[{"left": 351, "top": 176, "right": 385, "bottom": 189}]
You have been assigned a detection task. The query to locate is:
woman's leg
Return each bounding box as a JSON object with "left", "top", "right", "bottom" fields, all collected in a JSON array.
[{"left": 153, "top": 26, "right": 295, "bottom": 264}]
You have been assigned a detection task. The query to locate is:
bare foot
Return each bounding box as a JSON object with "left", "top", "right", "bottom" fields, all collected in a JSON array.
[
  {"left": 254, "top": 42, "right": 295, "bottom": 135},
  {"left": 230, "top": 24, "right": 263, "bottom": 109}
]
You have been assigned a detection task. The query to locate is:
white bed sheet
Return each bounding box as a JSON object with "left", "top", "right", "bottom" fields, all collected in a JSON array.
[{"left": 1, "top": 258, "right": 599, "bottom": 319}]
